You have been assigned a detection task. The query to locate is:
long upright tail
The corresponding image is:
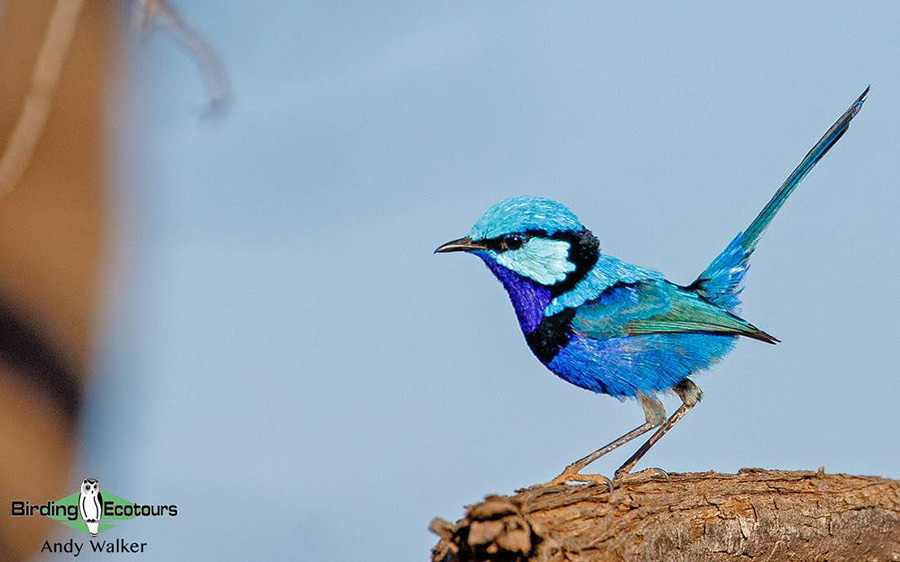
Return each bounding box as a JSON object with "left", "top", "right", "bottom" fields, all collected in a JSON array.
[{"left": 692, "top": 86, "right": 869, "bottom": 311}]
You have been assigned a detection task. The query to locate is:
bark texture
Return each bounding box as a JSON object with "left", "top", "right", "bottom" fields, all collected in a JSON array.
[{"left": 430, "top": 469, "right": 900, "bottom": 562}]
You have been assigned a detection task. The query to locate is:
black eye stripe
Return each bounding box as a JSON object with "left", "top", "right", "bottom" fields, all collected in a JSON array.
[
  {"left": 482, "top": 229, "right": 587, "bottom": 251},
  {"left": 480, "top": 238, "right": 505, "bottom": 252}
]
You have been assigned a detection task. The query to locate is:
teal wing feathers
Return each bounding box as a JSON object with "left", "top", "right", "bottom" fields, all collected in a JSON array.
[{"left": 571, "top": 280, "right": 777, "bottom": 343}]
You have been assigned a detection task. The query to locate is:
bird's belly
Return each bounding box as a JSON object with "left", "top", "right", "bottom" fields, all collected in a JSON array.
[{"left": 546, "top": 333, "right": 737, "bottom": 398}]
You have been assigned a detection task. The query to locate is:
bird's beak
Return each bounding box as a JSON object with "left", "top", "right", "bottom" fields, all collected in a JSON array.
[{"left": 434, "top": 236, "right": 487, "bottom": 254}]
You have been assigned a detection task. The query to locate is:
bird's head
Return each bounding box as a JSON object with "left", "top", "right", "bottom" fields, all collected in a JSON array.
[{"left": 435, "top": 197, "right": 599, "bottom": 293}]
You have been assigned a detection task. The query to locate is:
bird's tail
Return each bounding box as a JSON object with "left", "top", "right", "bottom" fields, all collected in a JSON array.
[{"left": 691, "top": 87, "right": 868, "bottom": 311}]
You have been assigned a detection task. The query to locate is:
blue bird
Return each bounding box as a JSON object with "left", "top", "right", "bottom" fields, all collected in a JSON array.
[{"left": 435, "top": 88, "right": 868, "bottom": 485}]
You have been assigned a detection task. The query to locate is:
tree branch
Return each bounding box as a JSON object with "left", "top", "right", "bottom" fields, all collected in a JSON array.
[{"left": 430, "top": 469, "right": 900, "bottom": 561}]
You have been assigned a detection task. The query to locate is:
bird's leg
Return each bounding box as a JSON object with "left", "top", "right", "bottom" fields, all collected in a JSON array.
[
  {"left": 548, "top": 393, "right": 665, "bottom": 486},
  {"left": 615, "top": 378, "right": 702, "bottom": 478}
]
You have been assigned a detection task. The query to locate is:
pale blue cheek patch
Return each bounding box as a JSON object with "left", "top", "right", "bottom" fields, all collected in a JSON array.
[{"left": 494, "top": 238, "right": 576, "bottom": 285}]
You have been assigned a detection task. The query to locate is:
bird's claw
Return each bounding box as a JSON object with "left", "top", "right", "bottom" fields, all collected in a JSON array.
[
  {"left": 651, "top": 467, "right": 670, "bottom": 481},
  {"left": 615, "top": 466, "right": 669, "bottom": 483},
  {"left": 545, "top": 470, "right": 614, "bottom": 492}
]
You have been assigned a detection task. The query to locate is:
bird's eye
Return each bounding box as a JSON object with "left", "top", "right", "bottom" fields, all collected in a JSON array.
[{"left": 501, "top": 234, "right": 527, "bottom": 251}]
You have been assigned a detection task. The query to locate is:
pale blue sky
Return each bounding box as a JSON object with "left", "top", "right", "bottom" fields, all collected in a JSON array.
[{"left": 78, "top": 2, "right": 897, "bottom": 560}]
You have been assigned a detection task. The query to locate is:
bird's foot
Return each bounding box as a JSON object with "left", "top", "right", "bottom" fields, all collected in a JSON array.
[
  {"left": 544, "top": 469, "right": 614, "bottom": 491},
  {"left": 614, "top": 466, "right": 669, "bottom": 483}
]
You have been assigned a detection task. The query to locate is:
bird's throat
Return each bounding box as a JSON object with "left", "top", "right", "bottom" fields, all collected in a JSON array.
[{"left": 481, "top": 257, "right": 551, "bottom": 334}]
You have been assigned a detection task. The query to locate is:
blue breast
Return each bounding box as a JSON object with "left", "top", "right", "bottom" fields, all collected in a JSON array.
[{"left": 548, "top": 332, "right": 737, "bottom": 397}]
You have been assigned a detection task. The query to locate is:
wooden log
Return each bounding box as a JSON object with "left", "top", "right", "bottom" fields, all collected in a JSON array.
[{"left": 431, "top": 469, "right": 900, "bottom": 562}]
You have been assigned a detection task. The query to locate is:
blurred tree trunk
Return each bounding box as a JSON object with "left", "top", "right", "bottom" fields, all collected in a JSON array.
[
  {"left": 431, "top": 469, "right": 900, "bottom": 562},
  {"left": 0, "top": 0, "right": 111, "bottom": 559}
]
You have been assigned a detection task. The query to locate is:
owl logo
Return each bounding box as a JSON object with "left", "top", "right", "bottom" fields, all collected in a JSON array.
[{"left": 78, "top": 478, "right": 103, "bottom": 537}]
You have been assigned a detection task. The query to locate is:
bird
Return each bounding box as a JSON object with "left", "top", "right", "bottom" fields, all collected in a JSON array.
[
  {"left": 435, "top": 87, "right": 868, "bottom": 486},
  {"left": 78, "top": 478, "right": 104, "bottom": 537}
]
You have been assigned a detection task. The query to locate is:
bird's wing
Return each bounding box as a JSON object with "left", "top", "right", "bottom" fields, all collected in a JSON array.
[
  {"left": 96, "top": 492, "right": 104, "bottom": 520},
  {"left": 571, "top": 280, "right": 777, "bottom": 343}
]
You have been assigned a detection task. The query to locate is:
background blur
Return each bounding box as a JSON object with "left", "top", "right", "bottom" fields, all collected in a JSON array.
[{"left": 8, "top": 1, "right": 899, "bottom": 560}]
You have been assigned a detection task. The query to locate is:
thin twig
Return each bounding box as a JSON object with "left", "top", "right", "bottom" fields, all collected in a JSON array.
[{"left": 133, "top": 0, "right": 231, "bottom": 114}]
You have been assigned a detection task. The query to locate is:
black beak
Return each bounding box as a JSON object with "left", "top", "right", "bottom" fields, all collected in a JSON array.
[{"left": 434, "top": 236, "right": 487, "bottom": 254}]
